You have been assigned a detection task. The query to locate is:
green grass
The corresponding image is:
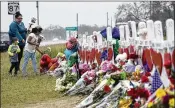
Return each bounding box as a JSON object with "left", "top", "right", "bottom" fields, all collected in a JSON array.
[{"left": 1, "top": 44, "right": 66, "bottom": 108}]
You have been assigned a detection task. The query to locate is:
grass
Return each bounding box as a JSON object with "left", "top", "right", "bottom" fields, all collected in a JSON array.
[{"left": 1, "top": 44, "right": 66, "bottom": 108}]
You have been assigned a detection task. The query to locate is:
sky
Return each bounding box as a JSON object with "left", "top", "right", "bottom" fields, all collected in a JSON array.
[{"left": 1, "top": 2, "right": 129, "bottom": 32}]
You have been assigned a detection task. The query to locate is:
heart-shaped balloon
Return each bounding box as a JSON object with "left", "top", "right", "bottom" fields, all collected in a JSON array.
[
  {"left": 86, "top": 51, "right": 90, "bottom": 64},
  {"left": 82, "top": 50, "right": 85, "bottom": 63},
  {"left": 129, "top": 45, "right": 135, "bottom": 54},
  {"left": 143, "top": 48, "right": 153, "bottom": 71},
  {"left": 124, "top": 48, "right": 129, "bottom": 59},
  {"left": 89, "top": 49, "right": 95, "bottom": 64},
  {"left": 95, "top": 50, "right": 102, "bottom": 66},
  {"left": 164, "top": 53, "right": 171, "bottom": 61},
  {"left": 89, "top": 50, "right": 92, "bottom": 64},
  {"left": 108, "top": 48, "right": 113, "bottom": 61},
  {"left": 172, "top": 49, "right": 175, "bottom": 68},
  {"left": 164, "top": 53, "right": 171, "bottom": 66},
  {"left": 91, "top": 48, "right": 96, "bottom": 63},
  {"left": 164, "top": 52, "right": 172, "bottom": 76},
  {"left": 151, "top": 49, "right": 163, "bottom": 74}
]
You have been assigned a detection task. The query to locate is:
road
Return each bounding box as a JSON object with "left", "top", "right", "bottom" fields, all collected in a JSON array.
[{"left": 40, "top": 40, "right": 67, "bottom": 46}]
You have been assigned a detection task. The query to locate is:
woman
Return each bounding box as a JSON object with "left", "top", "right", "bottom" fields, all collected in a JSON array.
[{"left": 8, "top": 12, "right": 27, "bottom": 71}]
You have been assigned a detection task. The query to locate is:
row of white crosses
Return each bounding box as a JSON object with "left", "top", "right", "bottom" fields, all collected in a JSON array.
[
  {"left": 79, "top": 27, "right": 115, "bottom": 66},
  {"left": 119, "top": 19, "right": 174, "bottom": 50},
  {"left": 118, "top": 19, "right": 174, "bottom": 71}
]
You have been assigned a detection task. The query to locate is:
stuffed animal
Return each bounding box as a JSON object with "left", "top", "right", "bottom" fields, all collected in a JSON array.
[
  {"left": 40, "top": 54, "right": 60, "bottom": 74},
  {"left": 40, "top": 54, "right": 52, "bottom": 73}
]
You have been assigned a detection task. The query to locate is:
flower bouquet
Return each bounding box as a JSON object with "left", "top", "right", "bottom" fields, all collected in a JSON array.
[
  {"left": 106, "top": 80, "right": 140, "bottom": 108},
  {"left": 76, "top": 77, "right": 115, "bottom": 108},
  {"left": 65, "top": 70, "right": 96, "bottom": 96},
  {"left": 147, "top": 88, "right": 175, "bottom": 108},
  {"left": 49, "top": 61, "right": 68, "bottom": 77},
  {"left": 89, "top": 81, "right": 129, "bottom": 108},
  {"left": 55, "top": 71, "right": 77, "bottom": 92}
]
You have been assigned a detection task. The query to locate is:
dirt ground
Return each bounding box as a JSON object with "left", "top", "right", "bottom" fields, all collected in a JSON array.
[{"left": 25, "top": 95, "right": 85, "bottom": 108}]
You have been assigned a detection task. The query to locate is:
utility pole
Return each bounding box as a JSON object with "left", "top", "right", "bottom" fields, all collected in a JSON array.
[
  {"left": 173, "top": 2, "right": 175, "bottom": 34},
  {"left": 111, "top": 17, "right": 112, "bottom": 28},
  {"left": 36, "top": 1, "right": 39, "bottom": 25},
  {"left": 76, "top": 13, "right": 78, "bottom": 38},
  {"left": 107, "top": 12, "right": 109, "bottom": 27},
  {"left": 150, "top": 1, "right": 152, "bottom": 19}
]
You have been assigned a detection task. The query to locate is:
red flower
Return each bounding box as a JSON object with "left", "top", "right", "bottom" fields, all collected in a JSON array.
[
  {"left": 127, "top": 88, "right": 139, "bottom": 99},
  {"left": 83, "top": 76, "right": 91, "bottom": 84},
  {"left": 129, "top": 53, "right": 138, "bottom": 59},
  {"left": 134, "top": 102, "right": 140, "bottom": 108},
  {"left": 142, "top": 89, "right": 150, "bottom": 100},
  {"left": 110, "top": 64, "right": 119, "bottom": 72},
  {"left": 127, "top": 88, "right": 150, "bottom": 100},
  {"left": 145, "top": 72, "right": 151, "bottom": 77},
  {"left": 141, "top": 75, "right": 149, "bottom": 83},
  {"left": 104, "top": 85, "right": 111, "bottom": 93}
]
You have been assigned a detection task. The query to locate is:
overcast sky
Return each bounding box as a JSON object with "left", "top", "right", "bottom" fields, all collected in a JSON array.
[{"left": 1, "top": 2, "right": 129, "bottom": 32}]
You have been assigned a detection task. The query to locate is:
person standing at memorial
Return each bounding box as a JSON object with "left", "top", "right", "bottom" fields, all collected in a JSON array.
[
  {"left": 8, "top": 11, "right": 27, "bottom": 71},
  {"left": 22, "top": 26, "right": 43, "bottom": 77}
]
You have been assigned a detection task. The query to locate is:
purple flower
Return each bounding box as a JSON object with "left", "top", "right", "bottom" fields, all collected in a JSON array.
[{"left": 162, "top": 95, "right": 170, "bottom": 107}]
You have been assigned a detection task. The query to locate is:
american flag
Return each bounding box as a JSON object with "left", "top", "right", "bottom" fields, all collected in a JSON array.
[{"left": 150, "top": 68, "right": 163, "bottom": 94}]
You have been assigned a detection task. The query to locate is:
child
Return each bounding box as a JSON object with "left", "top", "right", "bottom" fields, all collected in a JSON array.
[
  {"left": 22, "top": 26, "right": 43, "bottom": 77},
  {"left": 8, "top": 37, "right": 21, "bottom": 76}
]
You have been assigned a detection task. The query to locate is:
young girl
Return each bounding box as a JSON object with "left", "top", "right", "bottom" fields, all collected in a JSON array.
[
  {"left": 22, "top": 26, "right": 43, "bottom": 77},
  {"left": 8, "top": 37, "right": 21, "bottom": 76}
]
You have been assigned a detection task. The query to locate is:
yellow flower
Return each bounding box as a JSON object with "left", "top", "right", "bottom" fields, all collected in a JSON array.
[
  {"left": 169, "top": 98, "right": 175, "bottom": 107},
  {"left": 155, "top": 89, "right": 166, "bottom": 98},
  {"left": 147, "top": 102, "right": 153, "bottom": 108}
]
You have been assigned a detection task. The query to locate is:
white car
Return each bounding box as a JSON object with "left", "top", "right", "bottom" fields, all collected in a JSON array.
[{"left": 53, "top": 38, "right": 59, "bottom": 41}]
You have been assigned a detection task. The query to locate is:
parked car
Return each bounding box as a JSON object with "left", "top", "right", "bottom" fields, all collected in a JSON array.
[
  {"left": 53, "top": 38, "right": 59, "bottom": 41},
  {"left": 0, "top": 32, "right": 10, "bottom": 52}
]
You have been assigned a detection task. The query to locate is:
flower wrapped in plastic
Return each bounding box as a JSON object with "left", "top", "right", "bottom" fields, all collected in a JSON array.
[
  {"left": 76, "top": 77, "right": 115, "bottom": 108},
  {"left": 55, "top": 71, "right": 77, "bottom": 92},
  {"left": 92, "top": 80, "right": 140, "bottom": 108},
  {"left": 89, "top": 81, "right": 130, "bottom": 108},
  {"left": 65, "top": 70, "right": 96, "bottom": 96}
]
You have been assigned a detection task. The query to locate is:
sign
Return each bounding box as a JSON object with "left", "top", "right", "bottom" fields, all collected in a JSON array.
[
  {"left": 65, "top": 27, "right": 78, "bottom": 31},
  {"left": 8, "top": 1, "right": 20, "bottom": 15}
]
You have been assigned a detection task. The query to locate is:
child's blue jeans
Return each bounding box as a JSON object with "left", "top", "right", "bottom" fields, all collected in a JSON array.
[{"left": 22, "top": 50, "right": 37, "bottom": 75}]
